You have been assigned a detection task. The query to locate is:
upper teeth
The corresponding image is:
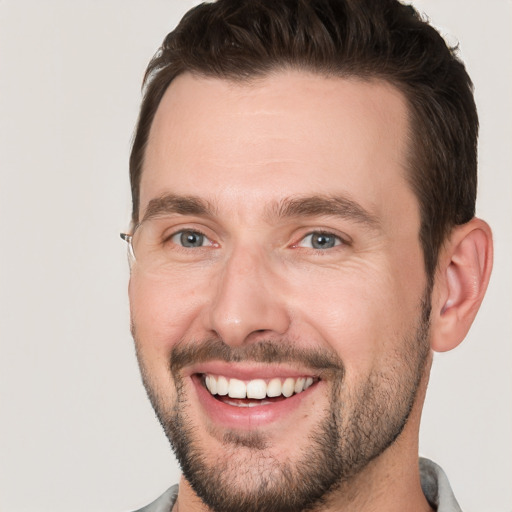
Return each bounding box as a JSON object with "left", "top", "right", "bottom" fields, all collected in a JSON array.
[{"left": 204, "top": 375, "right": 314, "bottom": 399}]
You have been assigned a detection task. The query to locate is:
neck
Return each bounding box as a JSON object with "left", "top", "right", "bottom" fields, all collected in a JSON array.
[{"left": 316, "top": 430, "right": 433, "bottom": 512}]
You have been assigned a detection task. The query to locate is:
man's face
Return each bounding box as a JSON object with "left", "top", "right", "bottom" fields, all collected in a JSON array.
[{"left": 129, "top": 71, "right": 431, "bottom": 512}]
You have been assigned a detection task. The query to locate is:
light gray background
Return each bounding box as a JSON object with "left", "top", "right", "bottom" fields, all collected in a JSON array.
[{"left": 0, "top": 1, "right": 510, "bottom": 511}]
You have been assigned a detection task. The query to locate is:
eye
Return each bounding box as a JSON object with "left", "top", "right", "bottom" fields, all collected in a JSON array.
[
  {"left": 297, "top": 231, "right": 343, "bottom": 250},
  {"left": 170, "top": 230, "right": 212, "bottom": 248}
]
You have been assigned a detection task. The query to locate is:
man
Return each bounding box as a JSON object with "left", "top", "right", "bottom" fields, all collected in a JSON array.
[{"left": 122, "top": 0, "right": 493, "bottom": 510}]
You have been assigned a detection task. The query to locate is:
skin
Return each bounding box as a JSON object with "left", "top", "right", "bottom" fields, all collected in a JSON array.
[{"left": 128, "top": 70, "right": 492, "bottom": 511}]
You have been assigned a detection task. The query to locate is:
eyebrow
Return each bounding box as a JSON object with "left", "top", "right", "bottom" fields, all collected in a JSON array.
[
  {"left": 141, "top": 194, "right": 216, "bottom": 223},
  {"left": 141, "top": 192, "right": 380, "bottom": 230},
  {"left": 268, "top": 195, "right": 381, "bottom": 230}
]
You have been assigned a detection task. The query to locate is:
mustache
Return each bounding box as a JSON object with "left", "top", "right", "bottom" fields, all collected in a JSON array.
[{"left": 169, "top": 338, "right": 345, "bottom": 377}]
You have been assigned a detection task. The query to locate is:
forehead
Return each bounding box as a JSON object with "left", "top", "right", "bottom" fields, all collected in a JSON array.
[{"left": 141, "top": 70, "right": 416, "bottom": 227}]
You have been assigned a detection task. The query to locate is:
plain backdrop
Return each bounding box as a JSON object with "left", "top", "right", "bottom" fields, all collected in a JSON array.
[{"left": 0, "top": 1, "right": 510, "bottom": 511}]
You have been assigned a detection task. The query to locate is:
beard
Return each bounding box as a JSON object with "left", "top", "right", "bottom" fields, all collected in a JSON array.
[{"left": 134, "top": 298, "right": 431, "bottom": 512}]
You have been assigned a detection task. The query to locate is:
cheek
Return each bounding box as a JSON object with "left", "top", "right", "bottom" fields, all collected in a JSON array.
[
  {"left": 296, "top": 283, "right": 388, "bottom": 369},
  {"left": 129, "top": 270, "right": 205, "bottom": 355},
  {"left": 286, "top": 260, "right": 423, "bottom": 373}
]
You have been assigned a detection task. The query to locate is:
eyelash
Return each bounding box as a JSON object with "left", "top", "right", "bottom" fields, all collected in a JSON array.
[
  {"left": 166, "top": 228, "right": 348, "bottom": 252},
  {"left": 293, "top": 230, "right": 348, "bottom": 251},
  {"left": 167, "top": 229, "right": 215, "bottom": 249}
]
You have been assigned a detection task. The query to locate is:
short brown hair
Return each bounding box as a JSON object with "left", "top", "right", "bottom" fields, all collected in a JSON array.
[{"left": 129, "top": 0, "right": 478, "bottom": 283}]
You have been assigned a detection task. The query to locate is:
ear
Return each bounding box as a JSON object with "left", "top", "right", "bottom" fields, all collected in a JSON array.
[{"left": 430, "top": 218, "right": 493, "bottom": 352}]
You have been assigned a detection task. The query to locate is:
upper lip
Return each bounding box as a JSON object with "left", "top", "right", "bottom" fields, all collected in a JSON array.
[{"left": 182, "top": 361, "right": 321, "bottom": 381}]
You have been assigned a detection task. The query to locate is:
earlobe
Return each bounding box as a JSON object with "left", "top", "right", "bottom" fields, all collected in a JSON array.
[{"left": 430, "top": 218, "right": 493, "bottom": 352}]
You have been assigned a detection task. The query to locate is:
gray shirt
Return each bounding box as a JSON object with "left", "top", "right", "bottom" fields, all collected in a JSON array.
[{"left": 133, "top": 457, "right": 462, "bottom": 512}]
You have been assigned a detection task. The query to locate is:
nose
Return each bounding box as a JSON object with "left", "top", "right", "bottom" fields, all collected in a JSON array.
[{"left": 204, "top": 245, "right": 291, "bottom": 346}]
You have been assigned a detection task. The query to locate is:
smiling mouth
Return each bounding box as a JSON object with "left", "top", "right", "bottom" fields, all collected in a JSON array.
[{"left": 201, "top": 374, "right": 318, "bottom": 407}]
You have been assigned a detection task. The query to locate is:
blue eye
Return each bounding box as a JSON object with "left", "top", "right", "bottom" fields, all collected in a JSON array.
[
  {"left": 171, "top": 230, "right": 210, "bottom": 248},
  {"left": 298, "top": 231, "right": 342, "bottom": 250}
]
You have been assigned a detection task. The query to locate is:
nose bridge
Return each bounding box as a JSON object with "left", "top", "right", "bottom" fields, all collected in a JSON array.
[{"left": 206, "top": 243, "right": 290, "bottom": 346}]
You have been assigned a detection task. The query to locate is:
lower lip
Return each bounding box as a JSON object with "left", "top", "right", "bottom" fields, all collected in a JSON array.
[{"left": 191, "top": 375, "right": 319, "bottom": 429}]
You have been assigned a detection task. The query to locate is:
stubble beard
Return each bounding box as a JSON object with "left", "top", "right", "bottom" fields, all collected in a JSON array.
[{"left": 135, "top": 300, "right": 431, "bottom": 512}]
